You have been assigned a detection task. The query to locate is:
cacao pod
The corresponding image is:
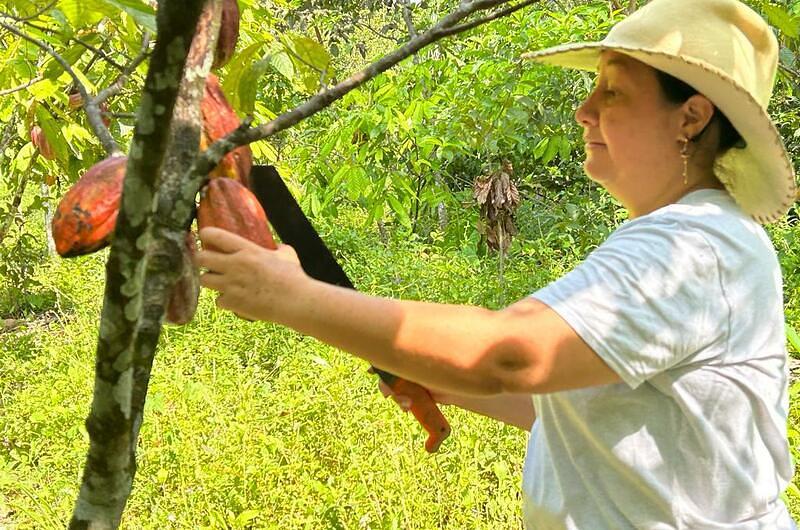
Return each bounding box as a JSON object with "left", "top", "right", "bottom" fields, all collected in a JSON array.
[
  {"left": 100, "top": 101, "right": 111, "bottom": 127},
  {"left": 30, "top": 125, "right": 55, "bottom": 160},
  {"left": 213, "top": 0, "right": 240, "bottom": 70},
  {"left": 52, "top": 156, "right": 127, "bottom": 257},
  {"left": 201, "top": 74, "right": 252, "bottom": 186},
  {"left": 166, "top": 231, "right": 201, "bottom": 325},
  {"left": 197, "top": 177, "right": 277, "bottom": 251},
  {"left": 68, "top": 92, "right": 83, "bottom": 110}
]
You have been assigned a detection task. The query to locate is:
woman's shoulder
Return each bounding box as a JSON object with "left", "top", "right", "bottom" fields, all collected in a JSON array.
[{"left": 616, "top": 189, "right": 777, "bottom": 262}]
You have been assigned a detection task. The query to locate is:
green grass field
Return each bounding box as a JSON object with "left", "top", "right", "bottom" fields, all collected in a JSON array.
[{"left": 1, "top": 215, "right": 798, "bottom": 528}]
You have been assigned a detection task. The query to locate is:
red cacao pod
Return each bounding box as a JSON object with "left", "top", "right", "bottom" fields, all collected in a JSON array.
[
  {"left": 68, "top": 92, "right": 83, "bottom": 110},
  {"left": 197, "top": 177, "right": 277, "bottom": 251},
  {"left": 100, "top": 101, "right": 111, "bottom": 127},
  {"left": 213, "top": 0, "right": 240, "bottom": 70},
  {"left": 30, "top": 125, "right": 55, "bottom": 160},
  {"left": 201, "top": 74, "right": 252, "bottom": 187},
  {"left": 52, "top": 156, "right": 127, "bottom": 257},
  {"left": 166, "top": 231, "right": 201, "bottom": 325}
]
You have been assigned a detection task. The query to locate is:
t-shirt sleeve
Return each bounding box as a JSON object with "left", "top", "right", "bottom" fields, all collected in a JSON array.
[{"left": 531, "top": 216, "right": 728, "bottom": 389}]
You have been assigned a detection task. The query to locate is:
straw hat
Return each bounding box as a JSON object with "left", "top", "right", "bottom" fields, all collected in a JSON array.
[{"left": 522, "top": 0, "right": 797, "bottom": 224}]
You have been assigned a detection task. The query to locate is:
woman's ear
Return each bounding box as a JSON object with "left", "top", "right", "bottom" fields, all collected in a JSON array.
[{"left": 680, "top": 94, "right": 716, "bottom": 139}]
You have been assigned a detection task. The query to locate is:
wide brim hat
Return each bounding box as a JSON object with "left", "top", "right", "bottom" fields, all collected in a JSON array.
[{"left": 522, "top": 0, "right": 797, "bottom": 224}]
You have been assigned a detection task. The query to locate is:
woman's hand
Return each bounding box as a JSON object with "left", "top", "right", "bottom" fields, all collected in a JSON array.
[
  {"left": 377, "top": 378, "right": 455, "bottom": 410},
  {"left": 195, "top": 227, "right": 311, "bottom": 322}
]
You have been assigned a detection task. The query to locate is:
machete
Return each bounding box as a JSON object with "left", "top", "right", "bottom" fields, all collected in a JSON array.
[{"left": 249, "top": 165, "right": 451, "bottom": 453}]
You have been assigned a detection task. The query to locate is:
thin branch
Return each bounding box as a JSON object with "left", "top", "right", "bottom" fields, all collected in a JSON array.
[
  {"left": 68, "top": 34, "right": 126, "bottom": 71},
  {"left": 0, "top": 75, "right": 42, "bottom": 95},
  {"left": 353, "top": 20, "right": 399, "bottom": 43},
  {"left": 193, "top": 0, "right": 534, "bottom": 179},
  {"left": 27, "top": 1, "right": 57, "bottom": 21},
  {"left": 401, "top": 0, "right": 419, "bottom": 39},
  {"left": 779, "top": 62, "right": 800, "bottom": 96},
  {"left": 0, "top": 17, "right": 120, "bottom": 155},
  {"left": 0, "top": 1, "right": 56, "bottom": 22},
  {"left": 96, "top": 31, "right": 152, "bottom": 104},
  {"left": 440, "top": 0, "right": 538, "bottom": 37},
  {"left": 779, "top": 62, "right": 800, "bottom": 83}
]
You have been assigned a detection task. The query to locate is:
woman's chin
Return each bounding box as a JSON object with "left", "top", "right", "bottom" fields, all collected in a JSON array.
[{"left": 583, "top": 161, "right": 612, "bottom": 184}]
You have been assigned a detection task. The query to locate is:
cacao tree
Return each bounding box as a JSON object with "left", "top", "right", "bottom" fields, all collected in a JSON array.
[{"left": 0, "top": 0, "right": 540, "bottom": 526}]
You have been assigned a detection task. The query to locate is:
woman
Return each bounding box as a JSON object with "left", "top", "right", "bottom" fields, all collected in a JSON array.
[{"left": 195, "top": 0, "right": 798, "bottom": 527}]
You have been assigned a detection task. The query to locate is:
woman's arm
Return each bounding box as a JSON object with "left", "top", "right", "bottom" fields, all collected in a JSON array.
[
  {"left": 379, "top": 380, "right": 535, "bottom": 431},
  {"left": 196, "top": 228, "right": 620, "bottom": 397},
  {"left": 429, "top": 392, "right": 536, "bottom": 432}
]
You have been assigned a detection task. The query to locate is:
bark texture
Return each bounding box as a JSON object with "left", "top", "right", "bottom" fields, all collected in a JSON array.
[{"left": 69, "top": 1, "right": 207, "bottom": 527}]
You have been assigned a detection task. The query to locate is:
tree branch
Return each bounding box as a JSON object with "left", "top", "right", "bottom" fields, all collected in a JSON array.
[
  {"left": 0, "top": 75, "right": 42, "bottom": 96},
  {"left": 68, "top": 33, "right": 126, "bottom": 71},
  {"left": 439, "top": 0, "right": 538, "bottom": 37},
  {"left": 191, "top": 0, "right": 535, "bottom": 181},
  {"left": 96, "top": 31, "right": 152, "bottom": 104},
  {"left": 0, "top": 17, "right": 121, "bottom": 155}
]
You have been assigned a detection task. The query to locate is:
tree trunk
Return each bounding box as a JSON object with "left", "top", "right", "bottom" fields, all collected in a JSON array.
[{"left": 68, "top": 1, "right": 208, "bottom": 528}]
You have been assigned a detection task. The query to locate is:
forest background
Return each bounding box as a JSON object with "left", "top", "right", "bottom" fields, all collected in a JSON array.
[{"left": 1, "top": 0, "right": 799, "bottom": 528}]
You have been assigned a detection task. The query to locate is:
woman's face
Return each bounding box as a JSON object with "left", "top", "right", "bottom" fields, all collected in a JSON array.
[{"left": 575, "top": 52, "right": 684, "bottom": 193}]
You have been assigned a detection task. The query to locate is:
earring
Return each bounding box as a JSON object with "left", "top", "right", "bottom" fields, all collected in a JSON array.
[{"left": 680, "top": 137, "right": 690, "bottom": 185}]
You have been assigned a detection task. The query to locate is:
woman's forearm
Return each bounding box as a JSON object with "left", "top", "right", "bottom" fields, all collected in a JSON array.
[
  {"left": 280, "top": 278, "right": 512, "bottom": 396},
  {"left": 442, "top": 393, "right": 536, "bottom": 431}
]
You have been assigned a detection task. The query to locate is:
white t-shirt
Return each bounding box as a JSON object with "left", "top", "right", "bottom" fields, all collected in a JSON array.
[{"left": 523, "top": 189, "right": 795, "bottom": 529}]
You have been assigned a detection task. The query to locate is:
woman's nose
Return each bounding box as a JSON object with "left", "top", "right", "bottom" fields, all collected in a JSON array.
[{"left": 575, "top": 90, "right": 598, "bottom": 128}]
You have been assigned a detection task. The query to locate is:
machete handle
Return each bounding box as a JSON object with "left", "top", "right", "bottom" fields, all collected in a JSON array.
[{"left": 383, "top": 376, "right": 451, "bottom": 453}]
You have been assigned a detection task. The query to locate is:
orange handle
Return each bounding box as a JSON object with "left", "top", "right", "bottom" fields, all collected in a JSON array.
[{"left": 385, "top": 377, "right": 451, "bottom": 453}]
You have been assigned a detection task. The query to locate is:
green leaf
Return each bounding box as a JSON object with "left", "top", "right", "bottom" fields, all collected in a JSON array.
[
  {"left": 284, "top": 34, "right": 332, "bottom": 93},
  {"left": 270, "top": 51, "right": 295, "bottom": 82},
  {"left": 98, "top": 0, "right": 157, "bottom": 32},
  {"left": 787, "top": 322, "right": 800, "bottom": 355},
  {"left": 27, "top": 79, "right": 60, "bottom": 101},
  {"left": 541, "top": 136, "right": 560, "bottom": 164},
  {"left": 387, "top": 195, "right": 411, "bottom": 228},
  {"left": 58, "top": 0, "right": 112, "bottom": 28},
  {"left": 223, "top": 41, "right": 267, "bottom": 113},
  {"left": 764, "top": 4, "right": 800, "bottom": 39},
  {"left": 558, "top": 135, "right": 572, "bottom": 160},
  {"left": 42, "top": 42, "right": 90, "bottom": 81},
  {"left": 233, "top": 510, "right": 261, "bottom": 527},
  {"left": 35, "top": 106, "right": 69, "bottom": 164},
  {"left": 533, "top": 138, "right": 548, "bottom": 159}
]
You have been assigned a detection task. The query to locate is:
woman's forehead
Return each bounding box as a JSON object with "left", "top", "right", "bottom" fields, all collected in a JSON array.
[{"left": 597, "top": 51, "right": 654, "bottom": 79}]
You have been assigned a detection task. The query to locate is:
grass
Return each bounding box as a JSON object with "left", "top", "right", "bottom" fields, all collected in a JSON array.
[
  {"left": 0, "top": 209, "right": 798, "bottom": 528},
  {"left": 0, "top": 216, "right": 554, "bottom": 529}
]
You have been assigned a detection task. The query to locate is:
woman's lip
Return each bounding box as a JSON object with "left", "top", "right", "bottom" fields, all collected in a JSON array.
[{"left": 586, "top": 142, "right": 606, "bottom": 148}]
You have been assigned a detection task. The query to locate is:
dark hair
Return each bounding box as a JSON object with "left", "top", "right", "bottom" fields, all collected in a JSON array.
[{"left": 654, "top": 70, "right": 745, "bottom": 154}]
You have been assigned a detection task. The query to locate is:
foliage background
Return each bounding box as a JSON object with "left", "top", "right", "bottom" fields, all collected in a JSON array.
[{"left": 0, "top": 0, "right": 799, "bottom": 527}]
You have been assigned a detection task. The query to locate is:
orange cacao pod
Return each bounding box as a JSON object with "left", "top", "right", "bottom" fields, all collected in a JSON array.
[
  {"left": 213, "top": 0, "right": 240, "bottom": 70},
  {"left": 201, "top": 74, "right": 252, "bottom": 186},
  {"left": 197, "top": 178, "right": 277, "bottom": 251},
  {"left": 52, "top": 156, "right": 127, "bottom": 257},
  {"left": 166, "top": 231, "right": 201, "bottom": 325},
  {"left": 31, "top": 125, "right": 55, "bottom": 160}
]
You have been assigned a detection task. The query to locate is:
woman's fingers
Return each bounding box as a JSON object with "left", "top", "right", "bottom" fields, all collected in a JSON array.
[
  {"left": 195, "top": 250, "right": 231, "bottom": 274},
  {"left": 377, "top": 380, "right": 412, "bottom": 411},
  {"left": 198, "top": 271, "right": 227, "bottom": 291},
  {"left": 198, "top": 227, "right": 254, "bottom": 254}
]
